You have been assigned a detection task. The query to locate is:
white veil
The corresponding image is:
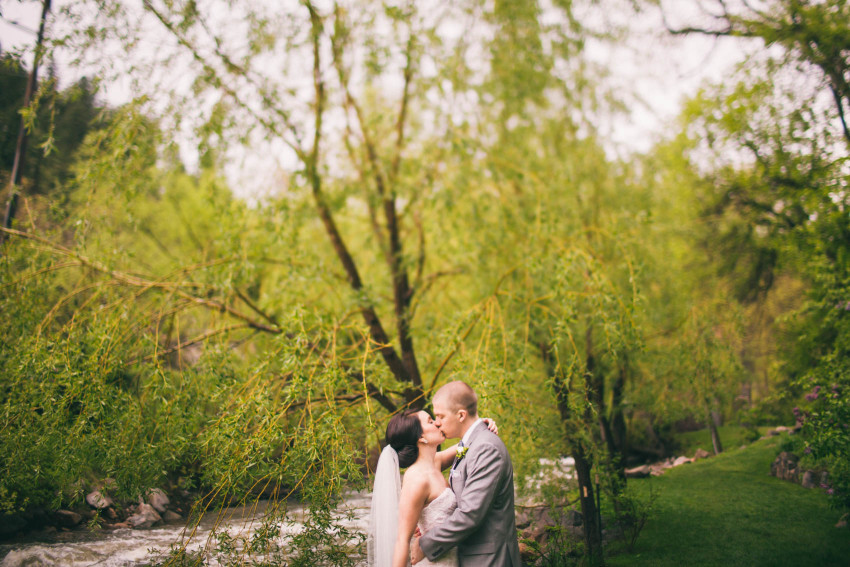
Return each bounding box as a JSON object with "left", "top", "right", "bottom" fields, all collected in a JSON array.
[{"left": 368, "top": 445, "right": 402, "bottom": 567}]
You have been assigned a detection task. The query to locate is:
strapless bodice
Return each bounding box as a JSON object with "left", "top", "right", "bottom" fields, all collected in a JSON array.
[{"left": 416, "top": 487, "right": 458, "bottom": 566}]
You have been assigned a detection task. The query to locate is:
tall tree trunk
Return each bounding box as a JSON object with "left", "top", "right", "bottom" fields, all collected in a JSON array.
[
  {"left": 599, "top": 360, "right": 628, "bottom": 493},
  {"left": 573, "top": 442, "right": 604, "bottom": 565},
  {"left": 1, "top": 0, "right": 51, "bottom": 246},
  {"left": 543, "top": 338, "right": 604, "bottom": 565},
  {"left": 708, "top": 407, "right": 724, "bottom": 455},
  {"left": 303, "top": 6, "right": 422, "bottom": 410},
  {"left": 610, "top": 361, "right": 628, "bottom": 461},
  {"left": 586, "top": 327, "right": 625, "bottom": 492}
]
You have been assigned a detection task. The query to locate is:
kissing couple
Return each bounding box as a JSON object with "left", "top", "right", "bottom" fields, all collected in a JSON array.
[{"left": 367, "top": 380, "right": 521, "bottom": 566}]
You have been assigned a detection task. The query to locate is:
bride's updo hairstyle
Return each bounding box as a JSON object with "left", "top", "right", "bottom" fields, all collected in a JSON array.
[{"left": 386, "top": 409, "right": 423, "bottom": 468}]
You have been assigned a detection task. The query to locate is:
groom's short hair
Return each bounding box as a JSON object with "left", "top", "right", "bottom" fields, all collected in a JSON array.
[{"left": 436, "top": 380, "right": 478, "bottom": 416}]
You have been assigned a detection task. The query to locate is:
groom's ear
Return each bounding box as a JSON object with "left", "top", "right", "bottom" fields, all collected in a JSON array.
[{"left": 457, "top": 409, "right": 467, "bottom": 422}]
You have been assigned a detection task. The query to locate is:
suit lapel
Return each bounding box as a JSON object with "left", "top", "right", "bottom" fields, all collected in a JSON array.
[{"left": 451, "top": 424, "right": 488, "bottom": 492}]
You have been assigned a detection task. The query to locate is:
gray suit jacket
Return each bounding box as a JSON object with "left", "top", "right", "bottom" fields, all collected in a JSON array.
[{"left": 419, "top": 425, "right": 521, "bottom": 566}]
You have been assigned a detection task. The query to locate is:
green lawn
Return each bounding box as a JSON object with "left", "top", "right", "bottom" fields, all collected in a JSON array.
[{"left": 606, "top": 436, "right": 850, "bottom": 567}]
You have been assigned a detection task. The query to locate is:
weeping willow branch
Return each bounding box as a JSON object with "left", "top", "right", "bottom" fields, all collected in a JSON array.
[
  {"left": 131, "top": 323, "right": 251, "bottom": 364},
  {"left": 2, "top": 227, "right": 282, "bottom": 334}
]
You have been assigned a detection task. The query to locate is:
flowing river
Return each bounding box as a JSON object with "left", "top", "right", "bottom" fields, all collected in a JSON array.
[
  {"left": 0, "top": 457, "right": 575, "bottom": 566},
  {"left": 0, "top": 492, "right": 372, "bottom": 567}
]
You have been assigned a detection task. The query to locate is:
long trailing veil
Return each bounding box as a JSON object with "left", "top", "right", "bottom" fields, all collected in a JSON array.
[{"left": 368, "top": 445, "right": 403, "bottom": 567}]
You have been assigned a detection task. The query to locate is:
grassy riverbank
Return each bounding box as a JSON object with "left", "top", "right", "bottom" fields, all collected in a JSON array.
[{"left": 607, "top": 435, "right": 849, "bottom": 567}]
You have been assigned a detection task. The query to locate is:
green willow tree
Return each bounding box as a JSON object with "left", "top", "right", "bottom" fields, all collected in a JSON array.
[{"left": 33, "top": 0, "right": 614, "bottom": 451}]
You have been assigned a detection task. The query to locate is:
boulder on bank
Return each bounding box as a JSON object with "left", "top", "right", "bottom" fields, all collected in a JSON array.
[
  {"left": 518, "top": 506, "right": 582, "bottom": 529},
  {"left": 0, "top": 513, "right": 27, "bottom": 536},
  {"left": 86, "top": 490, "right": 113, "bottom": 510},
  {"left": 625, "top": 465, "right": 651, "bottom": 478},
  {"left": 145, "top": 488, "right": 170, "bottom": 513},
  {"left": 771, "top": 451, "right": 800, "bottom": 483},
  {"left": 693, "top": 448, "right": 712, "bottom": 461},
  {"left": 162, "top": 510, "right": 182, "bottom": 522},
  {"left": 53, "top": 510, "right": 83, "bottom": 528},
  {"left": 127, "top": 503, "right": 161, "bottom": 529},
  {"left": 801, "top": 470, "right": 818, "bottom": 489},
  {"left": 516, "top": 504, "right": 583, "bottom": 546}
]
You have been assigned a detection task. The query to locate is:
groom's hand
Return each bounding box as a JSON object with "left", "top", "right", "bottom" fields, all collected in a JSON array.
[{"left": 410, "top": 534, "right": 425, "bottom": 564}]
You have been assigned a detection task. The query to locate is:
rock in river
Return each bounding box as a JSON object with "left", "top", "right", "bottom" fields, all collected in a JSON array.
[{"left": 127, "top": 503, "right": 161, "bottom": 529}]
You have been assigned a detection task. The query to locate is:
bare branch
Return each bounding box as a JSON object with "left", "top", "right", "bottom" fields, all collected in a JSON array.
[
  {"left": 0, "top": 15, "right": 37, "bottom": 35},
  {"left": 413, "top": 210, "right": 425, "bottom": 287},
  {"left": 329, "top": 21, "right": 426, "bottom": 389},
  {"left": 141, "top": 0, "right": 307, "bottom": 159},
  {"left": 235, "top": 287, "right": 279, "bottom": 328},
  {"left": 829, "top": 85, "right": 850, "bottom": 145},
  {"left": 306, "top": 1, "right": 325, "bottom": 171},
  {"left": 390, "top": 31, "right": 416, "bottom": 181},
  {"left": 343, "top": 130, "right": 391, "bottom": 260},
  {"left": 300, "top": 4, "right": 413, "bottom": 388}
]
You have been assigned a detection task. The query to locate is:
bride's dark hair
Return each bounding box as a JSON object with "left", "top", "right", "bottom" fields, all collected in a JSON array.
[{"left": 386, "top": 409, "right": 423, "bottom": 468}]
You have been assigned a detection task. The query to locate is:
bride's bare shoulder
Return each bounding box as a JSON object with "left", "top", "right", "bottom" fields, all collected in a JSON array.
[
  {"left": 400, "top": 464, "right": 430, "bottom": 505},
  {"left": 402, "top": 462, "right": 428, "bottom": 483}
]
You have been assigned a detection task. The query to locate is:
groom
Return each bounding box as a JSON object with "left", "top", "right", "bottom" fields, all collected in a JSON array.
[{"left": 411, "top": 380, "right": 521, "bottom": 566}]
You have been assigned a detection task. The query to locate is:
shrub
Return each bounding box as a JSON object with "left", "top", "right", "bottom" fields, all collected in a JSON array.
[{"left": 795, "top": 356, "right": 850, "bottom": 513}]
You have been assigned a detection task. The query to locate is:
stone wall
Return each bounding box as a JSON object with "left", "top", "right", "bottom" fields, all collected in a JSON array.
[{"left": 770, "top": 451, "right": 829, "bottom": 489}]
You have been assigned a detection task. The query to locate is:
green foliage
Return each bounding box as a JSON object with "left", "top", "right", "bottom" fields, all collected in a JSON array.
[
  {"left": 607, "top": 482, "right": 658, "bottom": 553},
  {"left": 0, "top": 324, "right": 202, "bottom": 512},
  {"left": 525, "top": 526, "right": 585, "bottom": 567},
  {"left": 147, "top": 505, "right": 364, "bottom": 567}
]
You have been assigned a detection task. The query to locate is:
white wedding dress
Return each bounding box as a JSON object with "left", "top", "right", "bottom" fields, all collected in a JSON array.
[{"left": 415, "top": 487, "right": 458, "bottom": 567}]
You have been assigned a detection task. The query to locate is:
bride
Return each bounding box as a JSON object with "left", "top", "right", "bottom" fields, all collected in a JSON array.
[{"left": 368, "top": 409, "right": 497, "bottom": 567}]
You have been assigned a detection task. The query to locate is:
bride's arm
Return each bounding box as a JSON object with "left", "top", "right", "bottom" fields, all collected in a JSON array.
[
  {"left": 435, "top": 418, "right": 499, "bottom": 471},
  {"left": 392, "top": 471, "right": 428, "bottom": 567},
  {"left": 436, "top": 443, "right": 460, "bottom": 471}
]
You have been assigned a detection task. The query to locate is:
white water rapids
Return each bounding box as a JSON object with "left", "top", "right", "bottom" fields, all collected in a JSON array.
[{"left": 0, "top": 492, "right": 372, "bottom": 567}]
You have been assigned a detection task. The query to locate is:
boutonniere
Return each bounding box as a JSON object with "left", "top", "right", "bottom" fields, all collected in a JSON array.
[{"left": 456, "top": 446, "right": 469, "bottom": 461}]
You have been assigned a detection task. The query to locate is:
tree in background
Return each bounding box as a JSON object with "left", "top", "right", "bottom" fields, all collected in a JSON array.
[
  {"left": 656, "top": 0, "right": 850, "bottom": 513},
  {"left": 2, "top": 0, "right": 51, "bottom": 240}
]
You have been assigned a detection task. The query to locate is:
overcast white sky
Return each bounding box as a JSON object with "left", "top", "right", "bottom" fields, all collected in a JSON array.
[{"left": 1, "top": 0, "right": 747, "bottom": 198}]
